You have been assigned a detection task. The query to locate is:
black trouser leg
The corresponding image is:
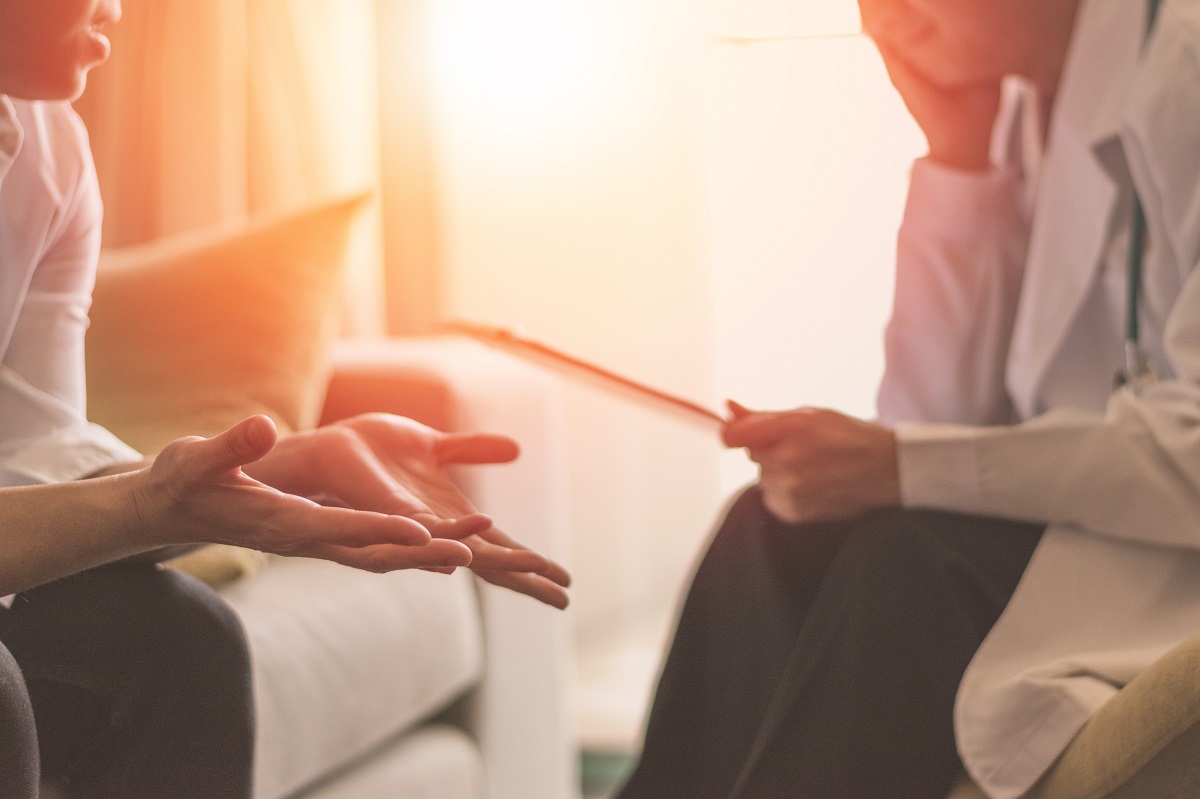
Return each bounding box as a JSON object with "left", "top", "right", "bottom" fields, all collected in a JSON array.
[
  {"left": 0, "top": 564, "right": 256, "bottom": 799},
  {"left": 618, "top": 490, "right": 1043, "bottom": 799},
  {"left": 0, "top": 640, "right": 38, "bottom": 798},
  {"left": 731, "top": 507, "right": 1043, "bottom": 799},
  {"left": 619, "top": 486, "right": 851, "bottom": 799}
]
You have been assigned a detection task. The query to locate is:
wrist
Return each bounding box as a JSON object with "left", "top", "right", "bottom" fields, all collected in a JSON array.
[
  {"left": 922, "top": 84, "right": 1001, "bottom": 173},
  {"left": 927, "top": 136, "right": 992, "bottom": 172},
  {"left": 114, "top": 468, "right": 171, "bottom": 552}
]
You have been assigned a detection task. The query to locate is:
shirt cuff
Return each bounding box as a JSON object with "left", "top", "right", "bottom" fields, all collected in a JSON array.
[
  {"left": 0, "top": 423, "right": 142, "bottom": 485},
  {"left": 904, "top": 158, "right": 1025, "bottom": 244},
  {"left": 895, "top": 421, "right": 987, "bottom": 514}
]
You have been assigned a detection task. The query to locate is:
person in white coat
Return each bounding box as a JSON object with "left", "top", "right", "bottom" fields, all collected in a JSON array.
[{"left": 618, "top": 0, "right": 1200, "bottom": 797}]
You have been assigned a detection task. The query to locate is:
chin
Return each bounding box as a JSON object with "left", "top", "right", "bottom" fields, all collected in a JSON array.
[
  {"left": 40, "top": 70, "right": 92, "bottom": 102},
  {"left": 4, "top": 67, "right": 91, "bottom": 102}
]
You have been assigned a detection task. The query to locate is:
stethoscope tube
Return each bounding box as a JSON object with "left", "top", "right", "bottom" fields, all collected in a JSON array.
[{"left": 1118, "top": 0, "right": 1163, "bottom": 389}]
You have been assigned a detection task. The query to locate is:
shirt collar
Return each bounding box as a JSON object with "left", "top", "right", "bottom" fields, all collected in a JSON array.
[
  {"left": 989, "top": 0, "right": 1146, "bottom": 199},
  {"left": 0, "top": 95, "right": 23, "bottom": 186}
]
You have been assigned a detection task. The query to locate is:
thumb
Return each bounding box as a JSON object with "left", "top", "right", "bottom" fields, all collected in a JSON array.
[{"left": 196, "top": 415, "right": 279, "bottom": 476}]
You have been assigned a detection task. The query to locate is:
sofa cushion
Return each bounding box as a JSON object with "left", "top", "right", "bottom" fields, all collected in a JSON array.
[
  {"left": 85, "top": 194, "right": 368, "bottom": 454},
  {"left": 219, "top": 558, "right": 483, "bottom": 799},
  {"left": 295, "top": 725, "right": 486, "bottom": 799},
  {"left": 85, "top": 195, "right": 368, "bottom": 585}
]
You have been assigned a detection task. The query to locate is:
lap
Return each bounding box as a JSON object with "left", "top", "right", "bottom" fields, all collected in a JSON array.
[
  {"left": 0, "top": 638, "right": 38, "bottom": 799},
  {"left": 708, "top": 490, "right": 1040, "bottom": 596},
  {"left": 621, "top": 491, "right": 1044, "bottom": 799},
  {"left": 0, "top": 563, "right": 254, "bottom": 794}
]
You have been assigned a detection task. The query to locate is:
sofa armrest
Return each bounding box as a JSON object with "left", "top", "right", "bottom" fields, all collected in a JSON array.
[{"left": 321, "top": 336, "right": 579, "bottom": 799}]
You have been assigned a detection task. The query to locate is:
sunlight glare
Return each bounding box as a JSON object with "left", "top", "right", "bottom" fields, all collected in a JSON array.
[{"left": 430, "top": 0, "right": 616, "bottom": 135}]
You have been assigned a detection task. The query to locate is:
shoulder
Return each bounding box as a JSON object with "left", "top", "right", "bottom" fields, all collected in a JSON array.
[
  {"left": 8, "top": 99, "right": 95, "bottom": 193},
  {"left": 5, "top": 99, "right": 100, "bottom": 243}
]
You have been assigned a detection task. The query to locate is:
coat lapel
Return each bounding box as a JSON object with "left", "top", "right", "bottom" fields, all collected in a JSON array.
[{"left": 1006, "top": 0, "right": 1144, "bottom": 419}]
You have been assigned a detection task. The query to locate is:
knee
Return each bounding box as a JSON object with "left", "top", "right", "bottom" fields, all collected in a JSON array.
[
  {"left": 718, "top": 485, "right": 768, "bottom": 534},
  {"left": 122, "top": 568, "right": 251, "bottom": 679},
  {"left": 0, "top": 645, "right": 38, "bottom": 794},
  {"left": 833, "top": 508, "right": 967, "bottom": 598},
  {"left": 52, "top": 565, "right": 253, "bottom": 692}
]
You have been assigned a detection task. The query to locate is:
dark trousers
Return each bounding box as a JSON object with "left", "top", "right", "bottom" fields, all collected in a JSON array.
[
  {"left": 0, "top": 564, "right": 255, "bottom": 799},
  {"left": 618, "top": 487, "right": 1044, "bottom": 799}
]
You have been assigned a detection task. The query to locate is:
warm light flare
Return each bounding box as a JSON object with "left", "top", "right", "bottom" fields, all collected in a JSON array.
[
  {"left": 706, "top": 0, "right": 862, "bottom": 39},
  {"left": 430, "top": 0, "right": 617, "bottom": 134}
]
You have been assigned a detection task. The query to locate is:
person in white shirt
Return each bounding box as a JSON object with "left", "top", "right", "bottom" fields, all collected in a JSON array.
[
  {"left": 619, "top": 0, "right": 1200, "bottom": 797},
  {"left": 0, "top": 2, "right": 569, "bottom": 797}
]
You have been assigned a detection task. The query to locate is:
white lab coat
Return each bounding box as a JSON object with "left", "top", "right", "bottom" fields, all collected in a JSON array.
[{"left": 877, "top": 0, "right": 1200, "bottom": 796}]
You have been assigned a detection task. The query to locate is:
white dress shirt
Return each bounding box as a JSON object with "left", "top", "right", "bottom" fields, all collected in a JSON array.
[
  {"left": 0, "top": 96, "right": 139, "bottom": 486},
  {"left": 877, "top": 0, "right": 1200, "bottom": 795}
]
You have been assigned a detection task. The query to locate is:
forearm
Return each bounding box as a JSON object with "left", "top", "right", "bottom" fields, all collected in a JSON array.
[
  {"left": 896, "top": 387, "right": 1200, "bottom": 550},
  {"left": 0, "top": 472, "right": 159, "bottom": 595},
  {"left": 878, "top": 159, "right": 1030, "bottom": 426}
]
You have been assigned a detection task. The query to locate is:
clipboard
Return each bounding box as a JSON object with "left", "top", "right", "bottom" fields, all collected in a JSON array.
[{"left": 444, "top": 320, "right": 726, "bottom": 430}]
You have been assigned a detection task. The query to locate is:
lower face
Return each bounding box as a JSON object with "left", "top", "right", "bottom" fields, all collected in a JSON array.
[
  {"left": 0, "top": 0, "right": 116, "bottom": 101},
  {"left": 860, "top": 0, "right": 1057, "bottom": 90}
]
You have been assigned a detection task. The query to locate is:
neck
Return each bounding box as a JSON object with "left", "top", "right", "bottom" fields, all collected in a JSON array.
[{"left": 1024, "top": 0, "right": 1083, "bottom": 97}]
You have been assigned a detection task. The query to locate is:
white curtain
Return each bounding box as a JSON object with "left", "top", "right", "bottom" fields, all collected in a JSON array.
[{"left": 74, "top": 0, "right": 387, "bottom": 334}]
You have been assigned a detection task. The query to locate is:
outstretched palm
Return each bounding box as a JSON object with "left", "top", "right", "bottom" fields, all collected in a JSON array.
[{"left": 243, "top": 413, "right": 571, "bottom": 607}]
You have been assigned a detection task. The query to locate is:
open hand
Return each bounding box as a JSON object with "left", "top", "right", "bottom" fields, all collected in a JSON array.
[
  {"left": 128, "top": 416, "right": 474, "bottom": 572},
  {"left": 243, "top": 413, "right": 571, "bottom": 608}
]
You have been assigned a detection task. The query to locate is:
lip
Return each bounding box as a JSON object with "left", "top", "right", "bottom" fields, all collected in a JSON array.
[{"left": 83, "top": 26, "right": 112, "bottom": 63}]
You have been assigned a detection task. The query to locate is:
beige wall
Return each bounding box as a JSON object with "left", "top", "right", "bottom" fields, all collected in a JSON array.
[
  {"left": 427, "top": 0, "right": 725, "bottom": 641},
  {"left": 705, "top": 34, "right": 925, "bottom": 494},
  {"left": 426, "top": 0, "right": 925, "bottom": 648}
]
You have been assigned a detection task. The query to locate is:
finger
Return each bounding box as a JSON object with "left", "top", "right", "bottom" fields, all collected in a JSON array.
[
  {"left": 465, "top": 539, "right": 554, "bottom": 574},
  {"left": 192, "top": 415, "right": 279, "bottom": 477},
  {"left": 723, "top": 412, "right": 800, "bottom": 449},
  {"left": 474, "top": 570, "right": 570, "bottom": 610},
  {"left": 470, "top": 527, "right": 572, "bottom": 586},
  {"left": 434, "top": 433, "right": 520, "bottom": 465},
  {"left": 725, "top": 399, "right": 754, "bottom": 420},
  {"left": 293, "top": 538, "right": 473, "bottom": 573},
  {"left": 536, "top": 558, "right": 572, "bottom": 588},
  {"left": 270, "top": 501, "right": 434, "bottom": 548},
  {"left": 409, "top": 512, "right": 494, "bottom": 540},
  {"left": 744, "top": 442, "right": 782, "bottom": 467}
]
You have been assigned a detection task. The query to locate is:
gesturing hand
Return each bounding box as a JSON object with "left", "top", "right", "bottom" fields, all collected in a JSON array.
[
  {"left": 128, "top": 416, "right": 474, "bottom": 572},
  {"left": 723, "top": 402, "right": 901, "bottom": 525},
  {"left": 243, "top": 413, "right": 571, "bottom": 609}
]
